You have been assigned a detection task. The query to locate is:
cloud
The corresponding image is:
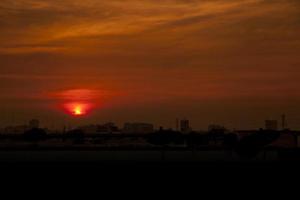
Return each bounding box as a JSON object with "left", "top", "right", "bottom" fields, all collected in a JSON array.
[
  {"left": 0, "top": 0, "right": 300, "bottom": 102},
  {"left": 0, "top": 0, "right": 267, "bottom": 52},
  {"left": 0, "top": 0, "right": 298, "bottom": 57}
]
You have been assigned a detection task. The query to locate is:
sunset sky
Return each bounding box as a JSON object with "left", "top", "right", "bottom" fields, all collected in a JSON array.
[{"left": 0, "top": 0, "right": 300, "bottom": 129}]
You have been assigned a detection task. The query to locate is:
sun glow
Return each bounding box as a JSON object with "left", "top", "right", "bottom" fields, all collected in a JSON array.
[
  {"left": 64, "top": 102, "right": 92, "bottom": 117},
  {"left": 55, "top": 89, "right": 103, "bottom": 117},
  {"left": 74, "top": 106, "right": 83, "bottom": 116}
]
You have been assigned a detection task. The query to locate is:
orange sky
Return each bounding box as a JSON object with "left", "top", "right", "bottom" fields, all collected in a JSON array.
[{"left": 0, "top": 0, "right": 300, "bottom": 129}]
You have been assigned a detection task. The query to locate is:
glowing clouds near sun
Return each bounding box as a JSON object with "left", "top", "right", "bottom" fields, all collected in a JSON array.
[
  {"left": 54, "top": 89, "right": 100, "bottom": 117},
  {"left": 64, "top": 102, "right": 92, "bottom": 117}
]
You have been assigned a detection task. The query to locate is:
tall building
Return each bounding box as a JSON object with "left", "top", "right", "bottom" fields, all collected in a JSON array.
[
  {"left": 29, "top": 119, "right": 40, "bottom": 129},
  {"left": 180, "top": 119, "right": 190, "bottom": 133},
  {"left": 282, "top": 114, "right": 287, "bottom": 130},
  {"left": 265, "top": 120, "right": 278, "bottom": 131}
]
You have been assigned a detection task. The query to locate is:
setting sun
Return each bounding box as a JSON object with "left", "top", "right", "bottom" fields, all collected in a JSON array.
[
  {"left": 74, "top": 106, "right": 83, "bottom": 116},
  {"left": 56, "top": 89, "right": 99, "bottom": 117},
  {"left": 63, "top": 102, "right": 92, "bottom": 117}
]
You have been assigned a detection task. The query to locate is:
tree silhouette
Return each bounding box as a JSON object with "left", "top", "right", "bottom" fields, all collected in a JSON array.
[
  {"left": 224, "top": 133, "right": 238, "bottom": 148},
  {"left": 23, "top": 128, "right": 47, "bottom": 142},
  {"left": 186, "top": 133, "right": 209, "bottom": 147},
  {"left": 147, "top": 130, "right": 184, "bottom": 146},
  {"left": 67, "top": 129, "right": 85, "bottom": 144},
  {"left": 235, "top": 130, "right": 280, "bottom": 158}
]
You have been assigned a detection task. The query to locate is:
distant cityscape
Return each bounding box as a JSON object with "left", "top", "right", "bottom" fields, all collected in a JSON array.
[
  {"left": 0, "top": 113, "right": 300, "bottom": 164},
  {"left": 0, "top": 114, "right": 289, "bottom": 135},
  {"left": 0, "top": 114, "right": 299, "bottom": 150}
]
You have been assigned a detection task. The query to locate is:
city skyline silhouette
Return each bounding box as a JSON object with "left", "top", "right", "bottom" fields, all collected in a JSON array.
[{"left": 1, "top": 1, "right": 300, "bottom": 166}]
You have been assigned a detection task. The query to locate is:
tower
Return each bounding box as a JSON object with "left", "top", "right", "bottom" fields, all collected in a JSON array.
[
  {"left": 282, "top": 114, "right": 287, "bottom": 130},
  {"left": 176, "top": 118, "right": 179, "bottom": 131},
  {"left": 180, "top": 119, "right": 190, "bottom": 133}
]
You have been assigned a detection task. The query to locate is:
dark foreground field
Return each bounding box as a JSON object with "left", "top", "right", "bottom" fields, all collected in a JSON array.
[{"left": 1, "top": 149, "right": 299, "bottom": 189}]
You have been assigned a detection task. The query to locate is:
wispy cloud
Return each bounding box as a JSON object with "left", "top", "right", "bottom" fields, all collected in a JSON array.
[
  {"left": 0, "top": 0, "right": 299, "bottom": 102},
  {"left": 0, "top": 0, "right": 273, "bottom": 53}
]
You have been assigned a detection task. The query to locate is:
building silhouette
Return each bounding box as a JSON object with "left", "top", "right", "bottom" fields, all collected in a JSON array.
[
  {"left": 265, "top": 120, "right": 278, "bottom": 131},
  {"left": 180, "top": 119, "right": 190, "bottom": 133},
  {"left": 123, "top": 123, "right": 154, "bottom": 134},
  {"left": 29, "top": 119, "right": 40, "bottom": 129}
]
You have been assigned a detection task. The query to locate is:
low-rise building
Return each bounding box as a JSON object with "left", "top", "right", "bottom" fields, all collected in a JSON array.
[
  {"left": 123, "top": 123, "right": 154, "bottom": 134},
  {"left": 265, "top": 120, "right": 278, "bottom": 131},
  {"left": 79, "top": 123, "right": 119, "bottom": 134},
  {"left": 99, "top": 123, "right": 119, "bottom": 133},
  {"left": 4, "top": 125, "right": 29, "bottom": 134},
  {"left": 29, "top": 119, "right": 40, "bottom": 129},
  {"left": 78, "top": 125, "right": 99, "bottom": 134}
]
